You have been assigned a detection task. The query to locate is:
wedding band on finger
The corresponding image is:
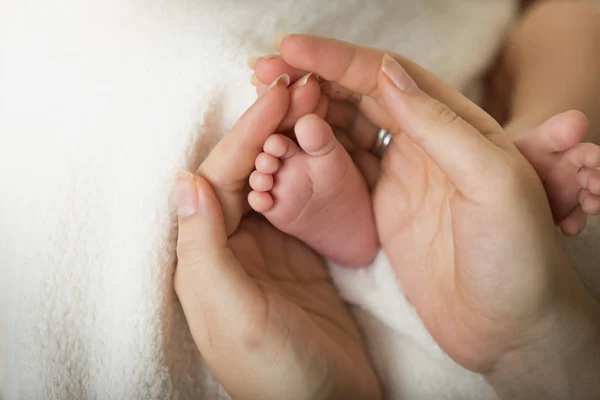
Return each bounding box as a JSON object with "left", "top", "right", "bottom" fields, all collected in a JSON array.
[{"left": 372, "top": 128, "right": 393, "bottom": 157}]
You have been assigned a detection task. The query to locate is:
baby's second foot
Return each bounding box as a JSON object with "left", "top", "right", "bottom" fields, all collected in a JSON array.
[
  {"left": 248, "top": 114, "right": 378, "bottom": 267},
  {"left": 514, "top": 111, "right": 600, "bottom": 236}
]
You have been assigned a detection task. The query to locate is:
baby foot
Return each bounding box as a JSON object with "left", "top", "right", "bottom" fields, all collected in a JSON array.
[
  {"left": 248, "top": 114, "right": 378, "bottom": 267},
  {"left": 514, "top": 111, "right": 600, "bottom": 236}
]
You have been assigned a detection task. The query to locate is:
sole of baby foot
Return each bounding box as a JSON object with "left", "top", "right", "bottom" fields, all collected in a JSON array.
[
  {"left": 514, "top": 111, "right": 600, "bottom": 235},
  {"left": 248, "top": 114, "right": 378, "bottom": 267}
]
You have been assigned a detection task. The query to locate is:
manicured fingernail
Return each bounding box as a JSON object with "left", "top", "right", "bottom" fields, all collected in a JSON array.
[
  {"left": 291, "top": 72, "right": 313, "bottom": 88},
  {"left": 174, "top": 171, "right": 198, "bottom": 217},
  {"left": 272, "top": 33, "right": 288, "bottom": 51},
  {"left": 268, "top": 73, "right": 290, "bottom": 90},
  {"left": 250, "top": 74, "right": 258, "bottom": 86},
  {"left": 381, "top": 54, "right": 418, "bottom": 93}
]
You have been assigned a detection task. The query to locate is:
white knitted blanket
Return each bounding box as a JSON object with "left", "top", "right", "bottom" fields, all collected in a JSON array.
[{"left": 3, "top": 0, "right": 597, "bottom": 398}]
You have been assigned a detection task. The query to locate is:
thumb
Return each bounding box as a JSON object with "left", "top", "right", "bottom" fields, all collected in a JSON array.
[
  {"left": 378, "top": 55, "right": 504, "bottom": 191},
  {"left": 174, "top": 170, "right": 227, "bottom": 251},
  {"left": 172, "top": 171, "right": 262, "bottom": 353}
]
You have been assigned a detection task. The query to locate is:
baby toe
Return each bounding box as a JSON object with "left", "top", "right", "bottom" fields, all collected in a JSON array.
[
  {"left": 248, "top": 190, "right": 274, "bottom": 213},
  {"left": 559, "top": 206, "right": 587, "bottom": 236},
  {"left": 264, "top": 134, "right": 299, "bottom": 159},
  {"left": 255, "top": 152, "right": 281, "bottom": 174},
  {"left": 564, "top": 143, "right": 599, "bottom": 170},
  {"left": 581, "top": 143, "right": 600, "bottom": 168},
  {"left": 581, "top": 191, "right": 600, "bottom": 215},
  {"left": 249, "top": 170, "right": 274, "bottom": 192},
  {"left": 578, "top": 168, "right": 600, "bottom": 195},
  {"left": 589, "top": 171, "right": 600, "bottom": 195}
]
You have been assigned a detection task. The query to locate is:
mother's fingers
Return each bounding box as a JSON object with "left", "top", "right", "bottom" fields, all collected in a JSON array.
[
  {"left": 253, "top": 58, "right": 387, "bottom": 151},
  {"left": 276, "top": 34, "right": 504, "bottom": 138},
  {"left": 198, "top": 74, "right": 290, "bottom": 235},
  {"left": 277, "top": 35, "right": 382, "bottom": 97},
  {"left": 256, "top": 73, "right": 327, "bottom": 131},
  {"left": 327, "top": 100, "right": 380, "bottom": 150},
  {"left": 252, "top": 55, "right": 357, "bottom": 103},
  {"left": 378, "top": 55, "right": 503, "bottom": 194},
  {"left": 173, "top": 173, "right": 265, "bottom": 374},
  {"left": 250, "top": 55, "right": 308, "bottom": 85}
]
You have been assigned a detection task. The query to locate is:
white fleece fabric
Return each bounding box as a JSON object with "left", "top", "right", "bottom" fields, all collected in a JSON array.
[{"left": 2, "top": 0, "right": 599, "bottom": 399}]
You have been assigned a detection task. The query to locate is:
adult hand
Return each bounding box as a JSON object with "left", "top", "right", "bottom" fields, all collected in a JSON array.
[
  {"left": 252, "top": 35, "right": 600, "bottom": 398},
  {"left": 173, "top": 74, "right": 381, "bottom": 400}
]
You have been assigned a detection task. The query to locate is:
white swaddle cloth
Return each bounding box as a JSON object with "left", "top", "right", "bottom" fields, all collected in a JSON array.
[{"left": 2, "top": 0, "right": 599, "bottom": 398}]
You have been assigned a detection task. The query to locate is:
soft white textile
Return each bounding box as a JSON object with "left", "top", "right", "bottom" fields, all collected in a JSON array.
[{"left": 3, "top": 1, "right": 597, "bottom": 399}]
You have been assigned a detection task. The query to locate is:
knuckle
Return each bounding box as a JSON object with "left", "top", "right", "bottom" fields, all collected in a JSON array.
[
  {"left": 176, "top": 240, "right": 209, "bottom": 265},
  {"left": 429, "top": 100, "right": 461, "bottom": 128}
]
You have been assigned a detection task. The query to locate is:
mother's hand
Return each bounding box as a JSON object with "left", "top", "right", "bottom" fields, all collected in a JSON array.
[
  {"left": 253, "top": 35, "right": 600, "bottom": 397},
  {"left": 173, "top": 75, "right": 381, "bottom": 400}
]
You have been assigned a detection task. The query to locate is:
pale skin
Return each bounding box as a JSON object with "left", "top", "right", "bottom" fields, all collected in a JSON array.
[
  {"left": 488, "top": 0, "right": 600, "bottom": 233},
  {"left": 248, "top": 109, "right": 378, "bottom": 267},
  {"left": 244, "top": 1, "right": 600, "bottom": 268},
  {"left": 176, "top": 57, "right": 600, "bottom": 399},
  {"left": 250, "top": 27, "right": 600, "bottom": 236},
  {"left": 173, "top": 2, "right": 600, "bottom": 400},
  {"left": 244, "top": 10, "right": 598, "bottom": 397},
  {"left": 174, "top": 77, "right": 382, "bottom": 400}
]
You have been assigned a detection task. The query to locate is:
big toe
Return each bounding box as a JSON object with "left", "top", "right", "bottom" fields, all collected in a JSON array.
[
  {"left": 295, "top": 114, "right": 338, "bottom": 156},
  {"left": 533, "top": 110, "right": 588, "bottom": 152},
  {"left": 515, "top": 110, "right": 589, "bottom": 174}
]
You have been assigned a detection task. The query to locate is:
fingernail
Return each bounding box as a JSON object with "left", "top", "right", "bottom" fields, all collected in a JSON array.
[
  {"left": 250, "top": 74, "right": 258, "bottom": 86},
  {"left": 174, "top": 171, "right": 198, "bottom": 217},
  {"left": 247, "top": 56, "right": 260, "bottom": 69},
  {"left": 268, "top": 73, "right": 290, "bottom": 90},
  {"left": 247, "top": 54, "right": 279, "bottom": 69},
  {"left": 291, "top": 72, "right": 313, "bottom": 88},
  {"left": 272, "top": 33, "right": 288, "bottom": 51},
  {"left": 381, "top": 54, "right": 419, "bottom": 93}
]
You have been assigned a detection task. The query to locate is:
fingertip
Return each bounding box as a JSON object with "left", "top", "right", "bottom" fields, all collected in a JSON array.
[
  {"left": 256, "top": 82, "right": 268, "bottom": 96},
  {"left": 381, "top": 54, "right": 420, "bottom": 93},
  {"left": 277, "top": 75, "right": 322, "bottom": 131},
  {"left": 247, "top": 56, "right": 258, "bottom": 70},
  {"left": 272, "top": 33, "right": 289, "bottom": 51},
  {"left": 174, "top": 171, "right": 228, "bottom": 254},
  {"left": 253, "top": 53, "right": 308, "bottom": 85},
  {"left": 174, "top": 170, "right": 198, "bottom": 217}
]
